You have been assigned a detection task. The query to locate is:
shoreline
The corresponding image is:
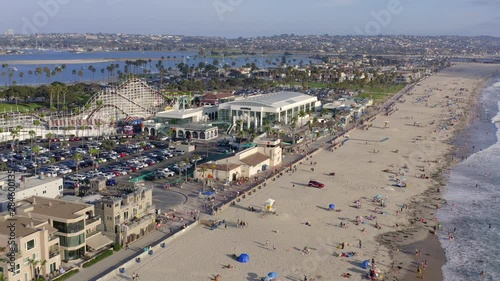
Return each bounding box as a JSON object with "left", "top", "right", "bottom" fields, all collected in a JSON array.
[{"left": 382, "top": 68, "right": 500, "bottom": 281}]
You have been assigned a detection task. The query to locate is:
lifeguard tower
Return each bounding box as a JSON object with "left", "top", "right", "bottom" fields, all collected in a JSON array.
[{"left": 264, "top": 199, "right": 276, "bottom": 213}]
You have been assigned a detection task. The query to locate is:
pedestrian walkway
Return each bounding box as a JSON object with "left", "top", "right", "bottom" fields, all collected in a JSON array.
[{"left": 65, "top": 229, "right": 171, "bottom": 281}]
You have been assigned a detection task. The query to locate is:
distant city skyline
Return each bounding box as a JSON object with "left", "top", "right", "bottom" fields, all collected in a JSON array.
[{"left": 1, "top": 0, "right": 499, "bottom": 37}]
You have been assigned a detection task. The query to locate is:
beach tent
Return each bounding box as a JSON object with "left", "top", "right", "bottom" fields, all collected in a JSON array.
[
  {"left": 374, "top": 195, "right": 382, "bottom": 200},
  {"left": 264, "top": 199, "right": 276, "bottom": 212},
  {"left": 238, "top": 253, "right": 250, "bottom": 263},
  {"left": 362, "top": 260, "right": 371, "bottom": 269},
  {"left": 268, "top": 272, "right": 278, "bottom": 278},
  {"left": 329, "top": 204, "right": 336, "bottom": 210}
]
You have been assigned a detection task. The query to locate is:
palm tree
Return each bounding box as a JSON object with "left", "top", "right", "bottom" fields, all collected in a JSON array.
[
  {"left": 39, "top": 259, "right": 47, "bottom": 278},
  {"left": 28, "top": 129, "right": 36, "bottom": 161},
  {"left": 178, "top": 161, "right": 186, "bottom": 182},
  {"left": 236, "top": 119, "right": 243, "bottom": 132},
  {"left": 33, "top": 145, "right": 40, "bottom": 174},
  {"left": 78, "top": 70, "right": 84, "bottom": 82},
  {"left": 210, "top": 163, "right": 217, "bottom": 184},
  {"left": 89, "top": 148, "right": 99, "bottom": 170},
  {"left": 73, "top": 153, "right": 82, "bottom": 185},
  {"left": 19, "top": 71, "right": 24, "bottom": 85},
  {"left": 192, "top": 155, "right": 202, "bottom": 174},
  {"left": 237, "top": 130, "right": 245, "bottom": 150},
  {"left": 183, "top": 157, "right": 190, "bottom": 182},
  {"left": 33, "top": 119, "right": 41, "bottom": 138},
  {"left": 10, "top": 128, "right": 20, "bottom": 151},
  {"left": 199, "top": 165, "right": 208, "bottom": 188},
  {"left": 298, "top": 110, "right": 306, "bottom": 127},
  {"left": 27, "top": 257, "right": 40, "bottom": 280},
  {"left": 46, "top": 132, "right": 54, "bottom": 154}
]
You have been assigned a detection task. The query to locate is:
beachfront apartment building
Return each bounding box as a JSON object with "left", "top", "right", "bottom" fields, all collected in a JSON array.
[
  {"left": 0, "top": 214, "right": 62, "bottom": 281},
  {"left": 92, "top": 185, "right": 156, "bottom": 245},
  {"left": 0, "top": 174, "right": 63, "bottom": 212},
  {"left": 14, "top": 196, "right": 113, "bottom": 262}
]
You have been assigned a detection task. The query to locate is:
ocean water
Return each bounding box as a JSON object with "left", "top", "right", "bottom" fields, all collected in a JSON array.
[{"left": 439, "top": 78, "right": 500, "bottom": 281}]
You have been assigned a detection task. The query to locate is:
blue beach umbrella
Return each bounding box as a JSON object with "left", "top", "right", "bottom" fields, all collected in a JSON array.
[
  {"left": 362, "top": 260, "right": 371, "bottom": 269},
  {"left": 329, "top": 204, "right": 335, "bottom": 210},
  {"left": 237, "top": 253, "right": 250, "bottom": 263},
  {"left": 268, "top": 272, "right": 278, "bottom": 278}
]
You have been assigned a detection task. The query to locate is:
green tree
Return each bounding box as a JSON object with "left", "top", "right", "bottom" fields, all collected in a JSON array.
[
  {"left": 299, "top": 110, "right": 306, "bottom": 127},
  {"left": 101, "top": 140, "right": 116, "bottom": 151}
]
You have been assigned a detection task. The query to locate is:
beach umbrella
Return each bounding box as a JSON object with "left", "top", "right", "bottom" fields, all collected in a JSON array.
[
  {"left": 268, "top": 272, "right": 278, "bottom": 278},
  {"left": 361, "top": 260, "right": 371, "bottom": 269},
  {"left": 329, "top": 204, "right": 335, "bottom": 210},
  {"left": 375, "top": 195, "right": 382, "bottom": 199},
  {"left": 237, "top": 253, "right": 250, "bottom": 263}
]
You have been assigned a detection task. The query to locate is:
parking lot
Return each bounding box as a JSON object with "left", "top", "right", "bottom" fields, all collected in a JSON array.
[{"left": 0, "top": 134, "right": 235, "bottom": 196}]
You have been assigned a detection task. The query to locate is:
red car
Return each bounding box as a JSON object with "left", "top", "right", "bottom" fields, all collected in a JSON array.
[{"left": 308, "top": 180, "right": 324, "bottom": 188}]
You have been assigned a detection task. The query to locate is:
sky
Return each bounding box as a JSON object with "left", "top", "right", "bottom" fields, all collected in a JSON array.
[{"left": 1, "top": 0, "right": 500, "bottom": 37}]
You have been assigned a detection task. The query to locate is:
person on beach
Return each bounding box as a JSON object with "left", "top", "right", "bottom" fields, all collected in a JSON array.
[{"left": 416, "top": 265, "right": 424, "bottom": 279}]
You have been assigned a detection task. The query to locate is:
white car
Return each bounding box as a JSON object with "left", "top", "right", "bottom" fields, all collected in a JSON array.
[
  {"left": 114, "top": 168, "right": 127, "bottom": 175},
  {"left": 69, "top": 174, "right": 86, "bottom": 181},
  {"left": 163, "top": 170, "right": 175, "bottom": 177},
  {"left": 104, "top": 172, "right": 116, "bottom": 179},
  {"left": 47, "top": 165, "right": 60, "bottom": 171},
  {"left": 57, "top": 169, "right": 71, "bottom": 175}
]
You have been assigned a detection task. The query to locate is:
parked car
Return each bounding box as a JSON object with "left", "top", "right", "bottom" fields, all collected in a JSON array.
[{"left": 308, "top": 180, "right": 325, "bottom": 188}]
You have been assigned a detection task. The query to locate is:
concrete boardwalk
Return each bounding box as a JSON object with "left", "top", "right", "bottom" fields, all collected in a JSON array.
[{"left": 66, "top": 229, "right": 172, "bottom": 281}]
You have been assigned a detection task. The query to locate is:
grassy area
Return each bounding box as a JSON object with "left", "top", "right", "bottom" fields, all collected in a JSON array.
[
  {"left": 0, "top": 102, "right": 42, "bottom": 112},
  {"left": 82, "top": 249, "right": 114, "bottom": 268},
  {"left": 347, "top": 84, "right": 406, "bottom": 94},
  {"left": 356, "top": 84, "right": 406, "bottom": 103},
  {"left": 52, "top": 269, "right": 79, "bottom": 281}
]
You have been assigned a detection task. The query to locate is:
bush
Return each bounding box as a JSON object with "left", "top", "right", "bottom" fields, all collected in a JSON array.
[
  {"left": 113, "top": 243, "right": 122, "bottom": 251},
  {"left": 52, "top": 269, "right": 79, "bottom": 281},
  {"left": 82, "top": 249, "right": 114, "bottom": 268}
]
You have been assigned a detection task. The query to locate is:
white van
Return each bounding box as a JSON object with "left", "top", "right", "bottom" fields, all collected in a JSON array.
[{"left": 173, "top": 149, "right": 185, "bottom": 156}]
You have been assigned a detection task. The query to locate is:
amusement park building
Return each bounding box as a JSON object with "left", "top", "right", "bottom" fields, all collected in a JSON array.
[
  {"left": 218, "top": 92, "right": 320, "bottom": 130},
  {"left": 151, "top": 107, "right": 219, "bottom": 140}
]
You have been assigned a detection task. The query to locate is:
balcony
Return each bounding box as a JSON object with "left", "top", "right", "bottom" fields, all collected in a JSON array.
[
  {"left": 86, "top": 216, "right": 101, "bottom": 226},
  {"left": 86, "top": 229, "right": 100, "bottom": 238},
  {"left": 49, "top": 235, "right": 59, "bottom": 242},
  {"left": 49, "top": 251, "right": 60, "bottom": 259}
]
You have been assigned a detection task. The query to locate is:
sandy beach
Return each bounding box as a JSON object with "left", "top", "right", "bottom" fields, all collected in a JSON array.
[{"left": 104, "top": 63, "right": 500, "bottom": 281}]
